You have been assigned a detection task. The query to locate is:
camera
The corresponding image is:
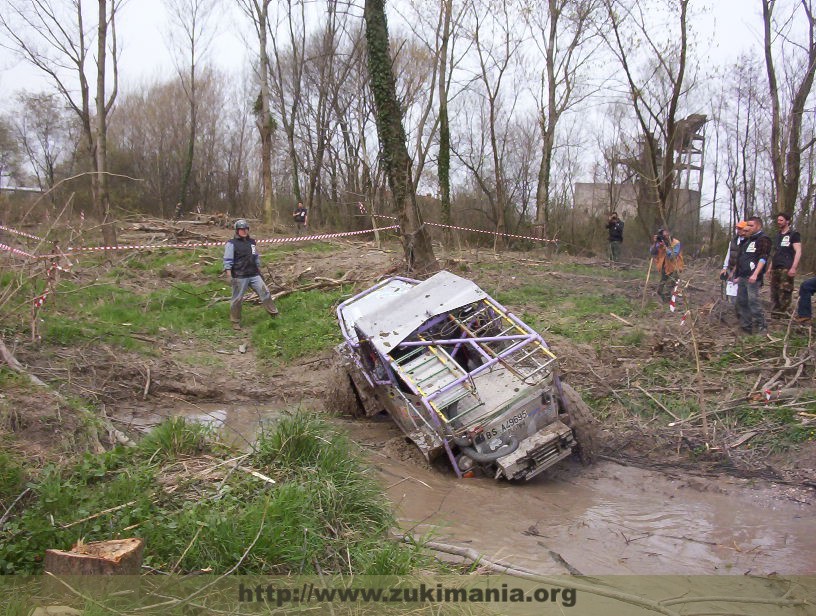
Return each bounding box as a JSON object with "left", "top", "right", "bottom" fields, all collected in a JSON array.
[{"left": 654, "top": 229, "right": 665, "bottom": 244}]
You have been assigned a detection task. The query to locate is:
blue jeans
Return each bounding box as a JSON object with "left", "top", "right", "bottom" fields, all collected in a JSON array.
[
  {"left": 796, "top": 277, "right": 816, "bottom": 318},
  {"left": 230, "top": 275, "right": 271, "bottom": 322},
  {"left": 736, "top": 279, "right": 766, "bottom": 332}
]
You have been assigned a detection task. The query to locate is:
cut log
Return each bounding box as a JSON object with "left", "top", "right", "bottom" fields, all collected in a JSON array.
[{"left": 44, "top": 538, "right": 144, "bottom": 576}]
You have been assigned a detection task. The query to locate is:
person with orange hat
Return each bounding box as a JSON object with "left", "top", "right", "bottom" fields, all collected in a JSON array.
[{"left": 720, "top": 221, "right": 749, "bottom": 303}]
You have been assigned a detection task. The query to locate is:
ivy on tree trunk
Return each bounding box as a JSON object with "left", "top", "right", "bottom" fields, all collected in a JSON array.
[{"left": 364, "top": 0, "right": 437, "bottom": 274}]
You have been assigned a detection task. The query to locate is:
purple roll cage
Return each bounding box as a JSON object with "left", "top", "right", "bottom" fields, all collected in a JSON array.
[{"left": 336, "top": 274, "right": 559, "bottom": 477}]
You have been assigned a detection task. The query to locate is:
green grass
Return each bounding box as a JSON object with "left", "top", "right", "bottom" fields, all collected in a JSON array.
[
  {"left": 252, "top": 288, "right": 347, "bottom": 361},
  {"left": 496, "top": 284, "right": 638, "bottom": 344},
  {"left": 0, "top": 413, "right": 430, "bottom": 576},
  {"left": 16, "top": 248, "right": 348, "bottom": 357}
]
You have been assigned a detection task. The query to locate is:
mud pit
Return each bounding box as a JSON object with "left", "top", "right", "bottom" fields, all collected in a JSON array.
[
  {"left": 339, "top": 416, "right": 815, "bottom": 576},
  {"left": 119, "top": 399, "right": 815, "bottom": 576}
]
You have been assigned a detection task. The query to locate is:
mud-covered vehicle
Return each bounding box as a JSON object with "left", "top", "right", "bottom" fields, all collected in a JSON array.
[{"left": 330, "top": 271, "right": 596, "bottom": 480}]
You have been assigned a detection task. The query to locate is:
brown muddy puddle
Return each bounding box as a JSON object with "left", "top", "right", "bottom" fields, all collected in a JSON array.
[{"left": 119, "top": 402, "right": 816, "bottom": 576}]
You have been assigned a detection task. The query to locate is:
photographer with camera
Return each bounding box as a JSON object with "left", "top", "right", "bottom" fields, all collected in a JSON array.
[
  {"left": 606, "top": 211, "right": 625, "bottom": 262},
  {"left": 650, "top": 228, "right": 684, "bottom": 303}
]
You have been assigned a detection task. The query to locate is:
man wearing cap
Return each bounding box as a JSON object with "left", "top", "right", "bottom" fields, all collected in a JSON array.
[
  {"left": 769, "top": 212, "right": 801, "bottom": 318},
  {"left": 721, "top": 221, "right": 748, "bottom": 304},
  {"left": 223, "top": 219, "right": 279, "bottom": 330}
]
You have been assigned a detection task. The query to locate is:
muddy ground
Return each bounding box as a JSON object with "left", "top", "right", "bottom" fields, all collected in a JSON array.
[{"left": 5, "top": 232, "right": 815, "bottom": 575}]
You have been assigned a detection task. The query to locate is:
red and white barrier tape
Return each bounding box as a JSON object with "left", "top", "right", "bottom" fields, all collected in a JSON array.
[
  {"left": 669, "top": 283, "right": 678, "bottom": 313},
  {"left": 0, "top": 242, "right": 37, "bottom": 259},
  {"left": 26, "top": 225, "right": 399, "bottom": 258},
  {"left": 0, "top": 224, "right": 44, "bottom": 242},
  {"left": 371, "top": 215, "right": 559, "bottom": 244}
]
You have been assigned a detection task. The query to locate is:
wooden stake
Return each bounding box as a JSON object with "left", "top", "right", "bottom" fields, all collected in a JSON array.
[{"left": 641, "top": 257, "right": 653, "bottom": 310}]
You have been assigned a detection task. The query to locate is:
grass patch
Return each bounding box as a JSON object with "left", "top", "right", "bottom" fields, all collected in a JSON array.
[
  {"left": 251, "top": 288, "right": 347, "bottom": 361},
  {"left": 0, "top": 413, "right": 430, "bottom": 576}
]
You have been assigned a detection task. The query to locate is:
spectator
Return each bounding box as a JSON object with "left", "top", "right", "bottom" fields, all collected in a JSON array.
[
  {"left": 769, "top": 212, "right": 802, "bottom": 318},
  {"left": 606, "top": 212, "right": 625, "bottom": 262},
  {"left": 293, "top": 202, "right": 308, "bottom": 236},
  {"left": 650, "top": 228, "right": 684, "bottom": 303},
  {"left": 794, "top": 277, "right": 816, "bottom": 324},
  {"left": 734, "top": 216, "right": 772, "bottom": 334},
  {"left": 721, "top": 221, "right": 748, "bottom": 304}
]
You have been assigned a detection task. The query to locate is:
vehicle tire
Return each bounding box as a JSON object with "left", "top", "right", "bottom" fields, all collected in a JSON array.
[
  {"left": 326, "top": 362, "right": 363, "bottom": 417},
  {"left": 559, "top": 382, "right": 597, "bottom": 465}
]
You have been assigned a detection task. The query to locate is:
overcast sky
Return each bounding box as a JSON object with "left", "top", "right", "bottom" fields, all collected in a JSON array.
[{"left": 0, "top": 0, "right": 765, "bottom": 98}]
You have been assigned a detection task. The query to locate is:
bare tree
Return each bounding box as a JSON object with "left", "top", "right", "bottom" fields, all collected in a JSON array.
[
  {"left": 364, "top": 0, "right": 437, "bottom": 273},
  {"left": 11, "top": 92, "right": 77, "bottom": 199},
  {"left": 164, "top": 0, "right": 221, "bottom": 214},
  {"left": 523, "top": 0, "right": 601, "bottom": 239},
  {"left": 0, "top": 116, "right": 24, "bottom": 189},
  {"left": 762, "top": 0, "right": 816, "bottom": 215},
  {"left": 2, "top": 0, "right": 122, "bottom": 244},
  {"left": 460, "top": 0, "right": 524, "bottom": 249},
  {"left": 236, "top": 0, "right": 276, "bottom": 223},
  {"left": 602, "top": 0, "right": 696, "bottom": 233}
]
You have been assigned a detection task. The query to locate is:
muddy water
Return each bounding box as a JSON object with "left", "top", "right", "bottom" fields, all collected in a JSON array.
[
  {"left": 123, "top": 402, "right": 815, "bottom": 576},
  {"left": 340, "top": 416, "right": 816, "bottom": 576}
]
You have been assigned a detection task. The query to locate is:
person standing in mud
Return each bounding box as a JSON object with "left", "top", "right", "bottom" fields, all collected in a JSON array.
[
  {"left": 734, "top": 216, "right": 772, "bottom": 334},
  {"left": 650, "top": 228, "right": 683, "bottom": 303},
  {"left": 223, "top": 219, "right": 279, "bottom": 330},
  {"left": 606, "top": 212, "right": 624, "bottom": 262},
  {"left": 769, "top": 212, "right": 801, "bottom": 318}
]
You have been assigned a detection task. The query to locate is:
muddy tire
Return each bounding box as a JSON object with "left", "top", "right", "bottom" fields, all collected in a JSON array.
[
  {"left": 326, "top": 362, "right": 363, "bottom": 417},
  {"left": 559, "top": 382, "right": 597, "bottom": 465}
]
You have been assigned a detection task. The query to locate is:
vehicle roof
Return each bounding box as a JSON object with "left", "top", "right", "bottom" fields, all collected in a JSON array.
[{"left": 352, "top": 270, "right": 488, "bottom": 355}]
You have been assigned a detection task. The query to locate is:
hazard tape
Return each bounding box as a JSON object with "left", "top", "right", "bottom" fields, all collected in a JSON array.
[
  {"left": 426, "top": 221, "right": 558, "bottom": 244},
  {"left": 28, "top": 225, "right": 400, "bottom": 258},
  {"left": 370, "top": 215, "right": 558, "bottom": 244},
  {"left": 0, "top": 224, "right": 44, "bottom": 242},
  {"left": 0, "top": 242, "right": 37, "bottom": 259}
]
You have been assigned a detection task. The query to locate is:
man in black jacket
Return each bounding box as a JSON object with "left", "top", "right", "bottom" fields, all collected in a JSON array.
[
  {"left": 606, "top": 212, "right": 624, "bottom": 262},
  {"left": 734, "top": 216, "right": 772, "bottom": 334},
  {"left": 222, "top": 219, "right": 279, "bottom": 330}
]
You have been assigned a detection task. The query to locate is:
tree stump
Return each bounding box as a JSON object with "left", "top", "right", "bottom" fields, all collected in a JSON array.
[{"left": 44, "top": 538, "right": 144, "bottom": 576}]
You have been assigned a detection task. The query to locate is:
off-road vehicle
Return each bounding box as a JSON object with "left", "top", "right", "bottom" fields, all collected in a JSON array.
[{"left": 330, "top": 271, "right": 596, "bottom": 480}]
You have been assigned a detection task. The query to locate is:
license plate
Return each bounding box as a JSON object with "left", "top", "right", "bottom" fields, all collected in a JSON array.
[{"left": 476, "top": 409, "right": 529, "bottom": 443}]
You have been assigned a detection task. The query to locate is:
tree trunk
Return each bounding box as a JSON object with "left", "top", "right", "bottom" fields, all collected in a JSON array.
[
  {"left": 96, "top": 0, "right": 116, "bottom": 246},
  {"left": 257, "top": 1, "right": 275, "bottom": 226},
  {"left": 364, "top": 0, "right": 437, "bottom": 274},
  {"left": 438, "top": 0, "right": 452, "bottom": 243},
  {"left": 44, "top": 538, "right": 144, "bottom": 576}
]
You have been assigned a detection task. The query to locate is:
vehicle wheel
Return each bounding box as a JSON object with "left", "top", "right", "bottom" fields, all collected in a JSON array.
[
  {"left": 326, "top": 362, "right": 363, "bottom": 417},
  {"left": 559, "top": 381, "right": 597, "bottom": 465}
]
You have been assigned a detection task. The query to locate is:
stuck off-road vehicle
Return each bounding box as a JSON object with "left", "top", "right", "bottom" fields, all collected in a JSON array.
[{"left": 330, "top": 271, "right": 596, "bottom": 481}]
